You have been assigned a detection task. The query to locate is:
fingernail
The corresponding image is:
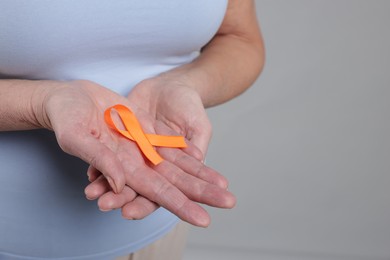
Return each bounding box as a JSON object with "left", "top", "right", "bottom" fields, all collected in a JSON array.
[
  {"left": 85, "top": 195, "right": 94, "bottom": 200},
  {"left": 99, "top": 208, "right": 112, "bottom": 212},
  {"left": 86, "top": 172, "right": 92, "bottom": 182},
  {"left": 105, "top": 176, "right": 118, "bottom": 193}
]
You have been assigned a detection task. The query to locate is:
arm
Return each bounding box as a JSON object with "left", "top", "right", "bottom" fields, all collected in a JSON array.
[
  {"left": 131, "top": 0, "right": 264, "bottom": 108},
  {"left": 1, "top": 79, "right": 234, "bottom": 227},
  {"left": 127, "top": 0, "right": 264, "bottom": 154},
  {"left": 0, "top": 79, "right": 130, "bottom": 192},
  {"left": 0, "top": 79, "right": 52, "bottom": 131},
  {"left": 89, "top": 0, "right": 264, "bottom": 220}
]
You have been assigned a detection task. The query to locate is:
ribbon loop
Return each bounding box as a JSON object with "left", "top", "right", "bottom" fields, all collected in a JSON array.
[{"left": 104, "top": 104, "right": 187, "bottom": 165}]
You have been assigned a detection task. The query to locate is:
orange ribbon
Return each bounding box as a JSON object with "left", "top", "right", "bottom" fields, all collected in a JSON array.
[{"left": 104, "top": 104, "right": 187, "bottom": 165}]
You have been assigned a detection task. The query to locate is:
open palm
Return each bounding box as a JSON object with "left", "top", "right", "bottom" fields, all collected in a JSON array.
[{"left": 44, "top": 80, "right": 234, "bottom": 227}]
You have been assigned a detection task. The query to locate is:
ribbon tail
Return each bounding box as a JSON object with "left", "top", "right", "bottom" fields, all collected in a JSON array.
[{"left": 145, "top": 134, "right": 187, "bottom": 148}]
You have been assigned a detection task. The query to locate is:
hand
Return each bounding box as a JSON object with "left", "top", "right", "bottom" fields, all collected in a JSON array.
[
  {"left": 86, "top": 75, "right": 235, "bottom": 226},
  {"left": 128, "top": 75, "right": 212, "bottom": 158},
  {"left": 41, "top": 80, "right": 235, "bottom": 227}
]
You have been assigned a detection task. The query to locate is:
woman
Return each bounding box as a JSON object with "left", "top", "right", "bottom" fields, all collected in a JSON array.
[{"left": 0, "top": 0, "right": 264, "bottom": 259}]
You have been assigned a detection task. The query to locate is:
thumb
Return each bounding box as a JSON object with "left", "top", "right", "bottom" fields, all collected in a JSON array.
[{"left": 187, "top": 122, "right": 212, "bottom": 161}]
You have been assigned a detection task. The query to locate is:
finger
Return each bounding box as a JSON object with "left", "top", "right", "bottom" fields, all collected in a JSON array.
[
  {"left": 152, "top": 119, "right": 230, "bottom": 189},
  {"left": 157, "top": 146, "right": 229, "bottom": 189},
  {"left": 153, "top": 120, "right": 205, "bottom": 162},
  {"left": 84, "top": 175, "right": 110, "bottom": 200},
  {"left": 58, "top": 131, "right": 126, "bottom": 193},
  {"left": 180, "top": 139, "right": 205, "bottom": 162},
  {"left": 110, "top": 119, "right": 212, "bottom": 226},
  {"left": 121, "top": 196, "right": 159, "bottom": 220},
  {"left": 86, "top": 165, "right": 102, "bottom": 182},
  {"left": 153, "top": 160, "right": 236, "bottom": 209},
  {"left": 122, "top": 163, "right": 211, "bottom": 227},
  {"left": 186, "top": 124, "right": 212, "bottom": 160},
  {"left": 97, "top": 186, "right": 138, "bottom": 211}
]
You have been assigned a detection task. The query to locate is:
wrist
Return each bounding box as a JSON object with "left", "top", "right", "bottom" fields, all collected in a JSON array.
[
  {"left": 30, "top": 80, "right": 68, "bottom": 130},
  {"left": 0, "top": 79, "right": 61, "bottom": 131},
  {"left": 29, "top": 81, "right": 52, "bottom": 129},
  {"left": 157, "top": 63, "right": 221, "bottom": 108}
]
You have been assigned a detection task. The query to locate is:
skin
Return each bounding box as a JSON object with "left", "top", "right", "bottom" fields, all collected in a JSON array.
[
  {"left": 0, "top": 79, "right": 234, "bottom": 227},
  {"left": 86, "top": 0, "right": 265, "bottom": 223},
  {"left": 0, "top": 0, "right": 264, "bottom": 227}
]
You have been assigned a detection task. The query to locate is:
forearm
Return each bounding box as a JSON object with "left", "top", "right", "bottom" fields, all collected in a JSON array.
[
  {"left": 158, "top": 0, "right": 264, "bottom": 108},
  {"left": 173, "top": 34, "right": 264, "bottom": 107},
  {"left": 0, "top": 79, "right": 53, "bottom": 131}
]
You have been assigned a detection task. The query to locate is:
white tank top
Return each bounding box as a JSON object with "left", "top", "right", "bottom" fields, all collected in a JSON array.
[{"left": 0, "top": 1, "right": 227, "bottom": 259}]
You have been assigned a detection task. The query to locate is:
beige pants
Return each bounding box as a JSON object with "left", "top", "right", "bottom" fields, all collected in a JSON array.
[{"left": 115, "top": 222, "right": 189, "bottom": 260}]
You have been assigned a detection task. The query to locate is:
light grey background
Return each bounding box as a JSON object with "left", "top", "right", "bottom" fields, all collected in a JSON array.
[{"left": 184, "top": 1, "right": 390, "bottom": 259}]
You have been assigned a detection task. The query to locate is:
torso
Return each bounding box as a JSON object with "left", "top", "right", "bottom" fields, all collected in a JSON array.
[{"left": 0, "top": 1, "right": 227, "bottom": 259}]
